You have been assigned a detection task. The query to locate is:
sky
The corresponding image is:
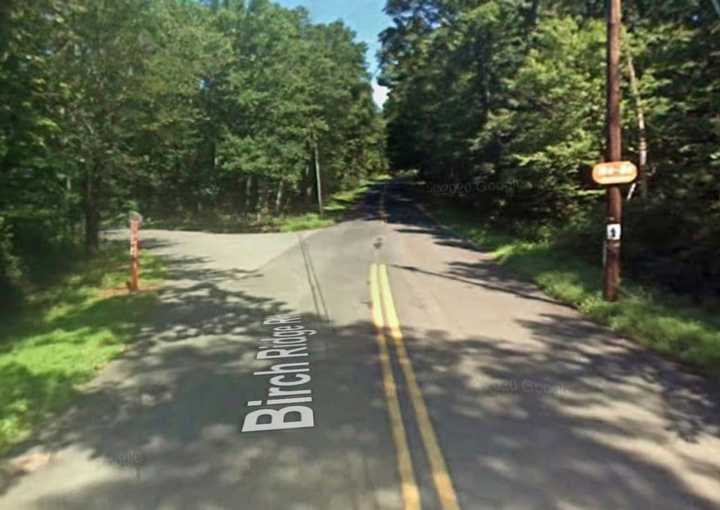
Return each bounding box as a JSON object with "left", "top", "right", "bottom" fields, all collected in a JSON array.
[{"left": 275, "top": 0, "right": 392, "bottom": 107}]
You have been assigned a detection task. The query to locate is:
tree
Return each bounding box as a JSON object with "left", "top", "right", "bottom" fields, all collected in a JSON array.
[
  {"left": 1, "top": 0, "right": 385, "bottom": 287},
  {"left": 380, "top": 0, "right": 720, "bottom": 295}
]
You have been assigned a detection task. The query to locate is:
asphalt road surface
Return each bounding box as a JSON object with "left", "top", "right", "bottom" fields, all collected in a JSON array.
[{"left": 2, "top": 182, "right": 719, "bottom": 510}]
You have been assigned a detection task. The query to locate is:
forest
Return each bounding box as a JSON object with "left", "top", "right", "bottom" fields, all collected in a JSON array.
[
  {"left": 380, "top": 0, "right": 720, "bottom": 300},
  {"left": 2, "top": 0, "right": 719, "bottom": 305},
  {"left": 0, "top": 0, "right": 385, "bottom": 300}
]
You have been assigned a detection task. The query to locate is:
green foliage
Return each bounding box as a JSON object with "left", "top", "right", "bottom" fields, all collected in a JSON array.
[
  {"left": 381, "top": 0, "right": 720, "bottom": 299},
  {"left": 1, "top": 0, "right": 386, "bottom": 281}
]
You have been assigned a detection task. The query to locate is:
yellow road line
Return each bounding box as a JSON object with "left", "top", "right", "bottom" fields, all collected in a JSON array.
[
  {"left": 370, "top": 264, "right": 421, "bottom": 510},
  {"left": 378, "top": 264, "right": 461, "bottom": 510}
]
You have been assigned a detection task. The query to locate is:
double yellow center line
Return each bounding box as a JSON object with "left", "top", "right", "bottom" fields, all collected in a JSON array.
[{"left": 370, "top": 263, "right": 461, "bottom": 510}]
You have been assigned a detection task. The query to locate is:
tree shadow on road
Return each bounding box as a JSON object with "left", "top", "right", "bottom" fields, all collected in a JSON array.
[
  {"left": 0, "top": 242, "right": 400, "bottom": 509},
  {"left": 1, "top": 220, "right": 720, "bottom": 509}
]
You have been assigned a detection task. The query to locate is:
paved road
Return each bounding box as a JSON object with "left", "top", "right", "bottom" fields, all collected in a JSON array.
[{"left": 2, "top": 182, "right": 719, "bottom": 509}]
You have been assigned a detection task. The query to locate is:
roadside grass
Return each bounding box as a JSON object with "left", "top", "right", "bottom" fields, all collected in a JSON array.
[
  {"left": 428, "top": 205, "right": 720, "bottom": 373},
  {"left": 144, "top": 174, "right": 391, "bottom": 233},
  {"left": 276, "top": 175, "right": 390, "bottom": 232},
  {"left": 0, "top": 243, "right": 165, "bottom": 454},
  {"left": 274, "top": 213, "right": 334, "bottom": 232}
]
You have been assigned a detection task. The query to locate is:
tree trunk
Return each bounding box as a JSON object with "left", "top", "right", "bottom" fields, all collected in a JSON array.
[
  {"left": 314, "top": 141, "right": 323, "bottom": 216},
  {"left": 527, "top": 0, "right": 540, "bottom": 26},
  {"left": 242, "top": 176, "right": 252, "bottom": 214},
  {"left": 305, "top": 161, "right": 314, "bottom": 208},
  {"left": 235, "top": 175, "right": 247, "bottom": 214},
  {"left": 626, "top": 52, "right": 648, "bottom": 200},
  {"left": 249, "top": 175, "right": 259, "bottom": 214},
  {"left": 274, "top": 179, "right": 285, "bottom": 215},
  {"left": 256, "top": 178, "right": 272, "bottom": 222},
  {"left": 209, "top": 138, "right": 216, "bottom": 175},
  {"left": 711, "top": 0, "right": 720, "bottom": 18},
  {"left": 263, "top": 180, "right": 273, "bottom": 217},
  {"left": 84, "top": 164, "right": 100, "bottom": 255}
]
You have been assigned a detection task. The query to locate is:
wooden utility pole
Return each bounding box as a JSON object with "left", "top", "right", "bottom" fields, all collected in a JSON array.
[{"left": 604, "top": 0, "right": 623, "bottom": 301}]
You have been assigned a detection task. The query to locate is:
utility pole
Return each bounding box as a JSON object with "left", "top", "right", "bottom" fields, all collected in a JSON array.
[
  {"left": 313, "top": 140, "right": 324, "bottom": 216},
  {"left": 604, "top": 0, "right": 623, "bottom": 301}
]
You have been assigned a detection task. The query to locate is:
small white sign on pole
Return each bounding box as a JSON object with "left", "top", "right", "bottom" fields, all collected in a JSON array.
[{"left": 607, "top": 224, "right": 622, "bottom": 241}]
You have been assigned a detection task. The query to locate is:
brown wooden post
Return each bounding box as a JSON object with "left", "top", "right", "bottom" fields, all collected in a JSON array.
[
  {"left": 130, "top": 218, "right": 140, "bottom": 292},
  {"left": 604, "top": 0, "right": 623, "bottom": 302}
]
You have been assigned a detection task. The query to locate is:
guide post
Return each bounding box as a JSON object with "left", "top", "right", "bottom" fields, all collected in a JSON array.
[{"left": 129, "top": 212, "right": 142, "bottom": 292}]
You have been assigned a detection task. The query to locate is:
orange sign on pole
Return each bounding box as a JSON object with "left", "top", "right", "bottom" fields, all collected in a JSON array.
[{"left": 592, "top": 161, "right": 637, "bottom": 185}]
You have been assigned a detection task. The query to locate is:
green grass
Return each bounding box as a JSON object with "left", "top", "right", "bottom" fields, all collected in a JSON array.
[
  {"left": 275, "top": 175, "right": 391, "bottom": 232},
  {"left": 0, "top": 243, "right": 165, "bottom": 453},
  {"left": 274, "top": 213, "right": 335, "bottom": 232},
  {"left": 428, "top": 204, "right": 720, "bottom": 373}
]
